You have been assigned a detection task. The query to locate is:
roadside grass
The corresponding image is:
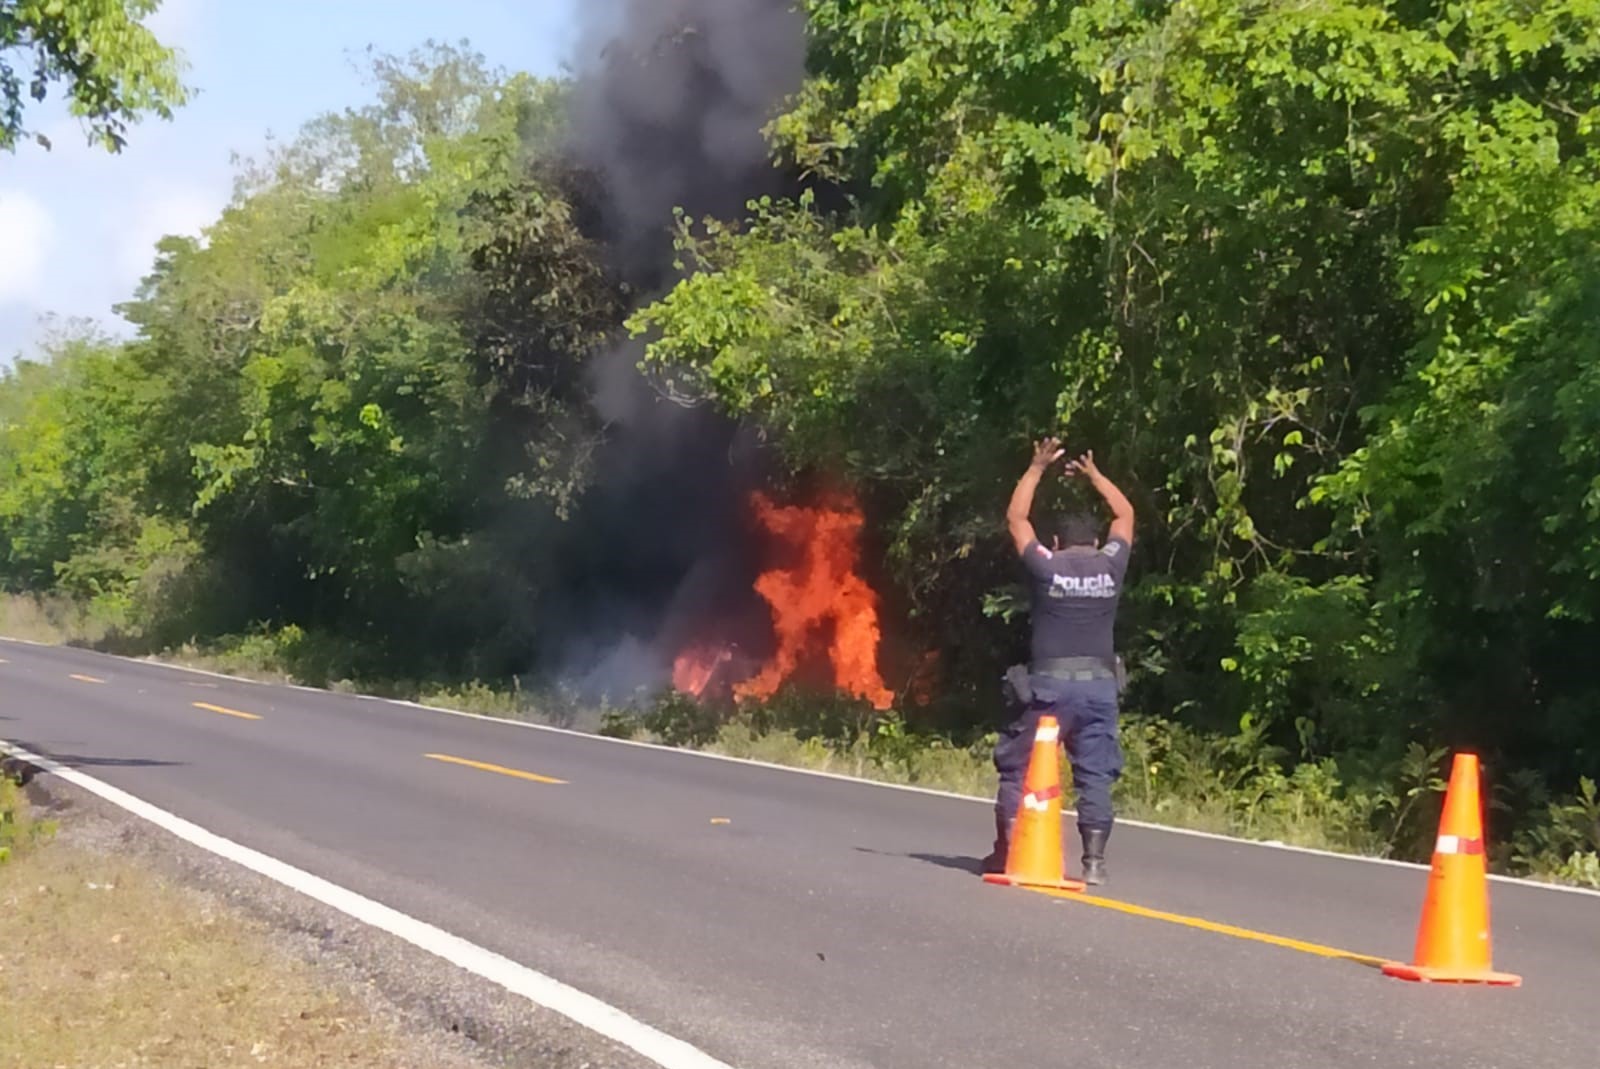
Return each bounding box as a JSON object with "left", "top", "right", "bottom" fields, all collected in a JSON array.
[
  {"left": 707, "top": 719, "right": 1001, "bottom": 799},
  {"left": 701, "top": 719, "right": 1366, "bottom": 851},
  {"left": 402, "top": 686, "right": 1600, "bottom": 889},
  {"left": 0, "top": 593, "right": 109, "bottom": 648},
  {"left": 0, "top": 773, "right": 491, "bottom": 1069},
  {"left": 0, "top": 770, "right": 56, "bottom": 864}
]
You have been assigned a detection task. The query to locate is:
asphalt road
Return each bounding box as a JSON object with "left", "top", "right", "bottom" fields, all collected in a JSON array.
[{"left": 2, "top": 637, "right": 1595, "bottom": 1069}]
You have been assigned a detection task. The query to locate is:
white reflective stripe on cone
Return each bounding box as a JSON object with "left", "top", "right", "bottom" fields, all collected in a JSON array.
[{"left": 1434, "top": 834, "right": 1484, "bottom": 856}]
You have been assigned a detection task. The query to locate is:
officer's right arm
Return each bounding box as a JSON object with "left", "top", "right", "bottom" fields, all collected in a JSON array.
[{"left": 1008, "top": 437, "right": 1064, "bottom": 556}]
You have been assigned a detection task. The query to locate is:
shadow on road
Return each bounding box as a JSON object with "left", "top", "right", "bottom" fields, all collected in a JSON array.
[
  {"left": 45, "top": 752, "right": 185, "bottom": 769},
  {"left": 853, "top": 846, "right": 986, "bottom": 876},
  {"left": 2, "top": 743, "right": 184, "bottom": 771}
]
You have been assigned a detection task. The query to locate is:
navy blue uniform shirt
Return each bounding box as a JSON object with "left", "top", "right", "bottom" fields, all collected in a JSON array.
[{"left": 1021, "top": 535, "right": 1130, "bottom": 665}]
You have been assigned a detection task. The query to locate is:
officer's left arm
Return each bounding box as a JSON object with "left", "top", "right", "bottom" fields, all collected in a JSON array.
[
  {"left": 1068, "top": 449, "right": 1135, "bottom": 547},
  {"left": 1008, "top": 437, "right": 1064, "bottom": 555}
]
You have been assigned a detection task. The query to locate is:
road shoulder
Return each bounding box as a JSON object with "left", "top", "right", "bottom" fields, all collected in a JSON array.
[{"left": 3, "top": 768, "right": 659, "bottom": 1069}]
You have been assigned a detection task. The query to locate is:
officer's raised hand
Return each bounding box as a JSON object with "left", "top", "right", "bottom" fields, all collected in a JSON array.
[
  {"left": 1031, "top": 436, "right": 1066, "bottom": 470},
  {"left": 1065, "top": 449, "right": 1099, "bottom": 478}
]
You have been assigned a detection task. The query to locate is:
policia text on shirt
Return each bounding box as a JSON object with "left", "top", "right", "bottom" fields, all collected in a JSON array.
[{"left": 983, "top": 437, "right": 1136, "bottom": 886}]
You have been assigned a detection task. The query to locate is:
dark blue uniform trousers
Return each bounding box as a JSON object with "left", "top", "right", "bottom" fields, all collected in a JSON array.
[{"left": 994, "top": 674, "right": 1122, "bottom": 831}]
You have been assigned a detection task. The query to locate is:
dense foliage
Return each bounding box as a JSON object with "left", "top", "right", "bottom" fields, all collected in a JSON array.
[
  {"left": 634, "top": 0, "right": 1600, "bottom": 877},
  {"left": 3, "top": 6, "right": 1599, "bottom": 882},
  {"left": 2, "top": 46, "right": 620, "bottom": 680},
  {"left": 1, "top": 0, "right": 187, "bottom": 152}
]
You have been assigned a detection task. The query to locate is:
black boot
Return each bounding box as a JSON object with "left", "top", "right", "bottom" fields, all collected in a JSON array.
[
  {"left": 1080, "top": 824, "right": 1111, "bottom": 886},
  {"left": 981, "top": 812, "right": 1012, "bottom": 874}
]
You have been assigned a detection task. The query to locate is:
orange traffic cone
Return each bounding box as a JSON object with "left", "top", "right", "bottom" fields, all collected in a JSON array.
[
  {"left": 1382, "top": 752, "right": 1521, "bottom": 986},
  {"left": 983, "top": 716, "right": 1087, "bottom": 893}
]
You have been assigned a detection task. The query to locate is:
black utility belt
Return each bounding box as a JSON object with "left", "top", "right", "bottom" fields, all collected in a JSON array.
[{"left": 1031, "top": 656, "right": 1119, "bottom": 682}]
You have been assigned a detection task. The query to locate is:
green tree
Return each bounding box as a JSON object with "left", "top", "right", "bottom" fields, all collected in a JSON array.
[
  {"left": 1, "top": 0, "right": 188, "bottom": 152},
  {"left": 2, "top": 14, "right": 1595, "bottom": 877},
  {"left": 98, "top": 43, "right": 620, "bottom": 674},
  {"left": 633, "top": 0, "right": 1600, "bottom": 814},
  {"left": 0, "top": 325, "right": 197, "bottom": 637}
]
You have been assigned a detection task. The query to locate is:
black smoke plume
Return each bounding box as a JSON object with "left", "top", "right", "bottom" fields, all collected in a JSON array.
[
  {"left": 570, "top": 0, "right": 806, "bottom": 287},
  {"left": 538, "top": 0, "right": 808, "bottom": 702}
]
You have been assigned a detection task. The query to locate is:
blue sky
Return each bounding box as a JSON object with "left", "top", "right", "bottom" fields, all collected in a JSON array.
[{"left": 0, "top": 0, "right": 580, "bottom": 363}]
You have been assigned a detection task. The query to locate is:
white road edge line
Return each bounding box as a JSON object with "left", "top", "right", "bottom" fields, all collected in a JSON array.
[
  {"left": 380, "top": 696, "right": 1600, "bottom": 898},
  {"left": 0, "top": 740, "right": 737, "bottom": 1069},
  {"left": 6, "top": 635, "right": 1599, "bottom": 900}
]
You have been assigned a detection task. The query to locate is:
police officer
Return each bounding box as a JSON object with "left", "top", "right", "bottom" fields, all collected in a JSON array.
[{"left": 982, "top": 437, "right": 1135, "bottom": 885}]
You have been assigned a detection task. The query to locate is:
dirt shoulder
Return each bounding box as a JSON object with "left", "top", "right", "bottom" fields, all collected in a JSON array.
[{"left": 0, "top": 768, "right": 658, "bottom": 1069}]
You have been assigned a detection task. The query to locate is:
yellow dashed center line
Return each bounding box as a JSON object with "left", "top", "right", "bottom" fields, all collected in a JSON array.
[
  {"left": 1027, "top": 886, "right": 1386, "bottom": 967},
  {"left": 424, "top": 753, "right": 566, "bottom": 785},
  {"left": 192, "top": 701, "right": 261, "bottom": 721},
  {"left": 26, "top": 661, "right": 1382, "bottom": 967}
]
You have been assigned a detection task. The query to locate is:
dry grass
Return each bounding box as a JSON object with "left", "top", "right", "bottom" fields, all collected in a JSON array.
[
  {"left": 160, "top": 641, "right": 298, "bottom": 685},
  {"left": 0, "top": 593, "right": 97, "bottom": 646},
  {"left": 0, "top": 809, "right": 488, "bottom": 1069}
]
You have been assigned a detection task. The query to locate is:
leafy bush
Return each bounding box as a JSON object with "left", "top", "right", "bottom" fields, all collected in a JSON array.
[
  {"left": 0, "top": 767, "right": 55, "bottom": 864},
  {"left": 639, "top": 691, "right": 728, "bottom": 749},
  {"left": 1508, "top": 776, "right": 1600, "bottom": 889}
]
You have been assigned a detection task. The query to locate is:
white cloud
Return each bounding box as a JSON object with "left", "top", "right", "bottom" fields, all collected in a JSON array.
[
  {"left": 116, "top": 187, "right": 228, "bottom": 281},
  {"left": 149, "top": 0, "right": 203, "bottom": 38},
  {"left": 0, "top": 190, "right": 56, "bottom": 305}
]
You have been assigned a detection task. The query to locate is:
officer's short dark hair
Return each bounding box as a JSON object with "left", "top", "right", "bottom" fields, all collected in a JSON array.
[{"left": 1055, "top": 512, "right": 1101, "bottom": 547}]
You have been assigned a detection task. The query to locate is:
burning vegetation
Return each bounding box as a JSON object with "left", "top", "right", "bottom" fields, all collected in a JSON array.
[
  {"left": 671, "top": 642, "right": 735, "bottom": 698},
  {"left": 673, "top": 489, "right": 896, "bottom": 711}
]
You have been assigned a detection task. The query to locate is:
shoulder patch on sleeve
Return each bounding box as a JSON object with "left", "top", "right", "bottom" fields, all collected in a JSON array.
[
  {"left": 1101, "top": 540, "right": 1122, "bottom": 558},
  {"left": 1032, "top": 543, "right": 1053, "bottom": 560}
]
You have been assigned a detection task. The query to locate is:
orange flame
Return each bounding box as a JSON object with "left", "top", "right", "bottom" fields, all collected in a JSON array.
[
  {"left": 673, "top": 643, "right": 732, "bottom": 698},
  {"left": 733, "top": 491, "right": 895, "bottom": 710}
]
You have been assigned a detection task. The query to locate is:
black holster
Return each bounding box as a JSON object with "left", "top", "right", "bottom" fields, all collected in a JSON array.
[{"left": 1002, "top": 663, "right": 1034, "bottom": 708}]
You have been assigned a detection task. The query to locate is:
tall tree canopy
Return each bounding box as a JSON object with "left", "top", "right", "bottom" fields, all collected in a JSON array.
[{"left": 2, "top": 44, "right": 620, "bottom": 676}]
